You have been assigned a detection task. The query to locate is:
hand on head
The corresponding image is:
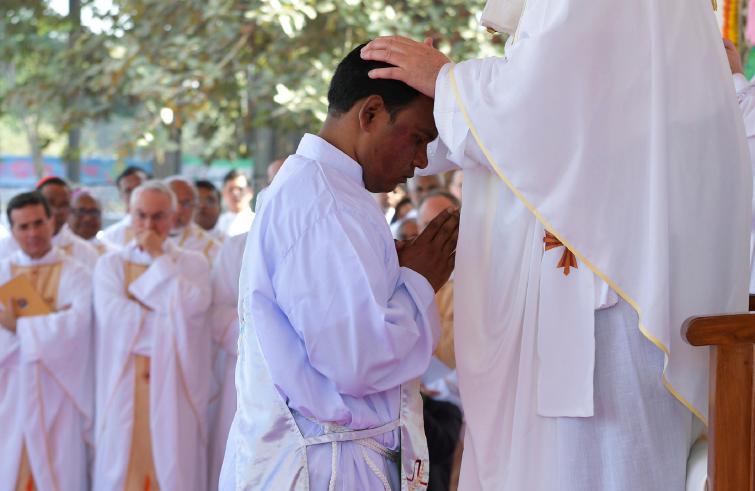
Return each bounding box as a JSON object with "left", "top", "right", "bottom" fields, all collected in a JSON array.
[
  {"left": 361, "top": 36, "right": 451, "bottom": 98},
  {"left": 396, "top": 207, "right": 459, "bottom": 291}
]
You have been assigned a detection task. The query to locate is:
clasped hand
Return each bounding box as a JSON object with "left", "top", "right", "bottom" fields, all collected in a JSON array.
[{"left": 397, "top": 208, "right": 460, "bottom": 292}]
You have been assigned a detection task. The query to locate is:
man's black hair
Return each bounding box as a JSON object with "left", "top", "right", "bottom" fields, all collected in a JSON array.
[
  {"left": 116, "top": 166, "right": 151, "bottom": 188},
  {"left": 222, "top": 169, "right": 250, "bottom": 186},
  {"left": 327, "top": 42, "right": 422, "bottom": 119},
  {"left": 36, "top": 176, "right": 69, "bottom": 191},
  {"left": 7, "top": 191, "right": 52, "bottom": 226},
  {"left": 195, "top": 179, "right": 221, "bottom": 201}
]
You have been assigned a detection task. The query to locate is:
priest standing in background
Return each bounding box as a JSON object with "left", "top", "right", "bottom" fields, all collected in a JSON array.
[
  {"left": 164, "top": 176, "right": 220, "bottom": 264},
  {"left": 102, "top": 166, "right": 150, "bottom": 249},
  {"left": 362, "top": 0, "right": 751, "bottom": 489},
  {"left": 0, "top": 191, "right": 93, "bottom": 491},
  {"left": 208, "top": 232, "right": 246, "bottom": 491},
  {"left": 93, "top": 181, "right": 212, "bottom": 491}
]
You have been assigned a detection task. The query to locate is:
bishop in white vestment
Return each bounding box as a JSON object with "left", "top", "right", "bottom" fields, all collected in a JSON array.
[
  {"left": 362, "top": 1, "right": 752, "bottom": 489},
  {"left": 93, "top": 181, "right": 212, "bottom": 491}
]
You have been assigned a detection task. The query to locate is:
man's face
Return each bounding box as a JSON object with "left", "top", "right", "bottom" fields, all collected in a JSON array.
[
  {"left": 397, "top": 219, "right": 419, "bottom": 241},
  {"left": 358, "top": 96, "right": 438, "bottom": 193},
  {"left": 418, "top": 195, "right": 456, "bottom": 232},
  {"left": 409, "top": 175, "right": 441, "bottom": 207},
  {"left": 10, "top": 204, "right": 54, "bottom": 259},
  {"left": 39, "top": 184, "right": 71, "bottom": 235},
  {"left": 168, "top": 180, "right": 196, "bottom": 228},
  {"left": 131, "top": 190, "right": 175, "bottom": 240},
  {"left": 222, "top": 176, "right": 252, "bottom": 213},
  {"left": 68, "top": 193, "right": 102, "bottom": 240},
  {"left": 195, "top": 187, "right": 221, "bottom": 231},
  {"left": 119, "top": 172, "right": 147, "bottom": 211}
]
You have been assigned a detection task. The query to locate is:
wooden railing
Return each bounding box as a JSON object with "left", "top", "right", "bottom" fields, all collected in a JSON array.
[{"left": 682, "top": 295, "right": 755, "bottom": 491}]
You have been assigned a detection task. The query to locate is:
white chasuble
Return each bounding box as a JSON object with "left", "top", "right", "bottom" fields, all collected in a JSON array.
[
  {"left": 0, "top": 247, "right": 93, "bottom": 491},
  {"left": 425, "top": 0, "right": 751, "bottom": 489},
  {"left": 207, "top": 232, "right": 246, "bottom": 491},
  {"left": 93, "top": 242, "right": 212, "bottom": 491},
  {"left": 170, "top": 222, "right": 220, "bottom": 265}
]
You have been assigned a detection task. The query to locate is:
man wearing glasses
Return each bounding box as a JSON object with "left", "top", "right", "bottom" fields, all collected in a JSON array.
[
  {"left": 68, "top": 189, "right": 109, "bottom": 255},
  {"left": 164, "top": 176, "right": 220, "bottom": 264}
]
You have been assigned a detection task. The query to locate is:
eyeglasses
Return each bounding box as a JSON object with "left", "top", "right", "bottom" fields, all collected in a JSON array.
[
  {"left": 72, "top": 208, "right": 101, "bottom": 217},
  {"left": 178, "top": 199, "right": 197, "bottom": 209}
]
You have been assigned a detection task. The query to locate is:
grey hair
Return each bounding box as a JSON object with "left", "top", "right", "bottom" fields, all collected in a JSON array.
[
  {"left": 163, "top": 175, "right": 198, "bottom": 200},
  {"left": 130, "top": 180, "right": 177, "bottom": 212}
]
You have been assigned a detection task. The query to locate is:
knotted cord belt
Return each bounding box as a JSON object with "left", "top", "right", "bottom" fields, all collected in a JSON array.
[{"left": 543, "top": 231, "right": 578, "bottom": 276}]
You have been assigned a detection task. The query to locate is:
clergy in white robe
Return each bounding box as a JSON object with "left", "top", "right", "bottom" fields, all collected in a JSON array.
[
  {"left": 0, "top": 191, "right": 93, "bottom": 491},
  {"left": 362, "top": 2, "right": 751, "bottom": 489},
  {"left": 195, "top": 180, "right": 224, "bottom": 242},
  {"left": 165, "top": 176, "right": 220, "bottom": 263},
  {"left": 68, "top": 190, "right": 110, "bottom": 255},
  {"left": 102, "top": 166, "right": 150, "bottom": 249},
  {"left": 726, "top": 39, "right": 755, "bottom": 293},
  {"left": 217, "top": 170, "right": 255, "bottom": 237},
  {"left": 208, "top": 232, "right": 246, "bottom": 491},
  {"left": 36, "top": 178, "right": 100, "bottom": 270},
  {"left": 93, "top": 180, "right": 212, "bottom": 491},
  {"left": 222, "top": 46, "right": 460, "bottom": 489}
]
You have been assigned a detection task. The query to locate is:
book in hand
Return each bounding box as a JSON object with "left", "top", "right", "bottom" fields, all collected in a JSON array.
[{"left": 0, "top": 275, "right": 53, "bottom": 317}]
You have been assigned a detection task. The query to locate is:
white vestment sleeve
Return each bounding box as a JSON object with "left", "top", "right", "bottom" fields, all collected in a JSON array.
[
  {"left": 128, "top": 254, "right": 211, "bottom": 317},
  {"left": 272, "top": 209, "right": 439, "bottom": 398},
  {"left": 16, "top": 262, "right": 94, "bottom": 436}
]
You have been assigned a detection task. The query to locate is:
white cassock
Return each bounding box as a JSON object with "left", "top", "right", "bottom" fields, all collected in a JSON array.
[
  {"left": 208, "top": 232, "right": 246, "bottom": 491},
  {"left": 733, "top": 73, "right": 755, "bottom": 293},
  {"left": 93, "top": 241, "right": 212, "bottom": 491},
  {"left": 0, "top": 223, "right": 8, "bottom": 240},
  {"left": 0, "top": 247, "right": 93, "bottom": 491},
  {"left": 216, "top": 208, "right": 254, "bottom": 238},
  {"left": 169, "top": 222, "right": 221, "bottom": 264},
  {"left": 221, "top": 134, "right": 439, "bottom": 490},
  {"left": 423, "top": 0, "right": 751, "bottom": 489},
  {"left": 101, "top": 215, "right": 133, "bottom": 249},
  {"left": 52, "top": 225, "right": 99, "bottom": 270},
  {"left": 87, "top": 236, "right": 111, "bottom": 256}
]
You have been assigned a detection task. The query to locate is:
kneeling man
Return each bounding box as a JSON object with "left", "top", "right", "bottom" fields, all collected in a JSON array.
[{"left": 220, "top": 44, "right": 458, "bottom": 490}]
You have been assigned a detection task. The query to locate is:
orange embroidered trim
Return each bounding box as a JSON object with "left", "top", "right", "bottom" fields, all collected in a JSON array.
[{"left": 544, "top": 231, "right": 578, "bottom": 276}]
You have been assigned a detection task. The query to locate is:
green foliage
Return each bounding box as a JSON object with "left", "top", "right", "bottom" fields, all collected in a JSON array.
[{"left": 1, "top": 0, "right": 503, "bottom": 165}]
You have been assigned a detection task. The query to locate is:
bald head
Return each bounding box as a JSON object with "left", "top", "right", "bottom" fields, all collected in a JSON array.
[
  {"left": 165, "top": 176, "right": 198, "bottom": 228},
  {"left": 418, "top": 191, "right": 460, "bottom": 232},
  {"left": 69, "top": 192, "right": 102, "bottom": 240}
]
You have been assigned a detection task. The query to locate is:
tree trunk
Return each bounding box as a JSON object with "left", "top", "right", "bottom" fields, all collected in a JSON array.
[{"left": 66, "top": 0, "right": 82, "bottom": 183}]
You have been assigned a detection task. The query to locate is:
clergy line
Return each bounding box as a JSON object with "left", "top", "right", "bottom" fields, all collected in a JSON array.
[{"left": 447, "top": 64, "right": 707, "bottom": 426}]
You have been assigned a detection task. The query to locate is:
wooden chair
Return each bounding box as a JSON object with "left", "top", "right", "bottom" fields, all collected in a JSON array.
[{"left": 682, "top": 294, "right": 755, "bottom": 490}]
